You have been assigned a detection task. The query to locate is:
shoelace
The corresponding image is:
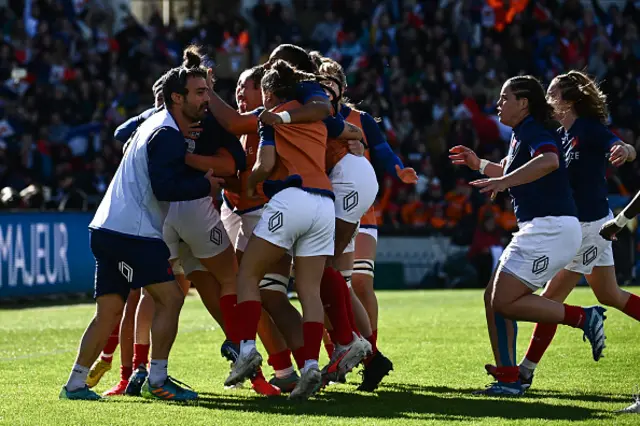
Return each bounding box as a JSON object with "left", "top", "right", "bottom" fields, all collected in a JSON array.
[{"left": 167, "top": 376, "right": 194, "bottom": 391}]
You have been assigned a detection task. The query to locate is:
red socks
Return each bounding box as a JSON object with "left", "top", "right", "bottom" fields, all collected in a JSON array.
[
  {"left": 623, "top": 293, "right": 640, "bottom": 321},
  {"left": 132, "top": 343, "right": 150, "bottom": 368},
  {"left": 235, "top": 300, "right": 262, "bottom": 342},
  {"left": 494, "top": 366, "right": 520, "bottom": 383},
  {"left": 302, "top": 321, "right": 324, "bottom": 363},
  {"left": 292, "top": 347, "right": 305, "bottom": 370},
  {"left": 268, "top": 350, "right": 293, "bottom": 371},
  {"left": 366, "top": 329, "right": 378, "bottom": 354},
  {"left": 325, "top": 342, "right": 335, "bottom": 358},
  {"left": 320, "top": 267, "right": 354, "bottom": 345},
  {"left": 524, "top": 323, "right": 558, "bottom": 363},
  {"left": 121, "top": 365, "right": 133, "bottom": 381},
  {"left": 342, "top": 284, "right": 361, "bottom": 337},
  {"left": 220, "top": 294, "right": 238, "bottom": 343},
  {"left": 100, "top": 323, "right": 120, "bottom": 362},
  {"left": 562, "top": 304, "right": 586, "bottom": 328}
]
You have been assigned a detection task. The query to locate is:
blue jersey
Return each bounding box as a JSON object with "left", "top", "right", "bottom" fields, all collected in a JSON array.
[
  {"left": 561, "top": 118, "right": 619, "bottom": 222},
  {"left": 505, "top": 116, "right": 577, "bottom": 222},
  {"left": 341, "top": 105, "right": 404, "bottom": 177},
  {"left": 185, "top": 111, "right": 246, "bottom": 173},
  {"left": 114, "top": 107, "right": 158, "bottom": 143},
  {"left": 294, "top": 80, "right": 347, "bottom": 138},
  {"left": 116, "top": 109, "right": 245, "bottom": 177}
]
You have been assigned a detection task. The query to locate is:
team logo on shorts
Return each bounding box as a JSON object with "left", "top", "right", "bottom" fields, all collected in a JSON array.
[
  {"left": 268, "top": 211, "right": 283, "bottom": 232},
  {"left": 210, "top": 226, "right": 222, "bottom": 245},
  {"left": 583, "top": 246, "right": 598, "bottom": 266},
  {"left": 343, "top": 191, "right": 359, "bottom": 212},
  {"left": 118, "top": 261, "right": 134, "bottom": 283},
  {"left": 532, "top": 256, "right": 549, "bottom": 275}
]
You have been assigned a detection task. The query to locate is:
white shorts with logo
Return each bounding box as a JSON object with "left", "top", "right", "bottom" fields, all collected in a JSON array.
[
  {"left": 253, "top": 187, "right": 335, "bottom": 257},
  {"left": 565, "top": 212, "right": 615, "bottom": 275},
  {"left": 330, "top": 154, "right": 378, "bottom": 253},
  {"left": 221, "top": 201, "right": 263, "bottom": 253},
  {"left": 163, "top": 197, "right": 230, "bottom": 261},
  {"left": 498, "top": 216, "right": 582, "bottom": 290}
]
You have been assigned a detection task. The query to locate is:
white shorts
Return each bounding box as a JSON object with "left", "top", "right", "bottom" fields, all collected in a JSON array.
[
  {"left": 330, "top": 154, "right": 378, "bottom": 225},
  {"left": 253, "top": 187, "right": 335, "bottom": 257},
  {"left": 163, "top": 197, "right": 230, "bottom": 260},
  {"left": 221, "top": 202, "right": 263, "bottom": 252},
  {"left": 498, "top": 216, "right": 581, "bottom": 290},
  {"left": 565, "top": 212, "right": 615, "bottom": 275},
  {"left": 177, "top": 241, "right": 206, "bottom": 276},
  {"left": 358, "top": 226, "right": 378, "bottom": 242}
]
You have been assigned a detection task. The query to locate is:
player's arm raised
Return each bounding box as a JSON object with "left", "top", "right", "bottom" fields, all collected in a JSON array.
[
  {"left": 148, "top": 127, "right": 223, "bottom": 200},
  {"left": 600, "top": 190, "right": 640, "bottom": 241},
  {"left": 361, "top": 112, "right": 418, "bottom": 184},
  {"left": 449, "top": 145, "right": 504, "bottom": 178},
  {"left": 208, "top": 89, "right": 259, "bottom": 136}
]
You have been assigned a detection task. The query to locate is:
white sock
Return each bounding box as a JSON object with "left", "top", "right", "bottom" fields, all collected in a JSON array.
[
  {"left": 240, "top": 340, "right": 256, "bottom": 357},
  {"left": 275, "top": 366, "right": 295, "bottom": 379},
  {"left": 66, "top": 364, "right": 90, "bottom": 392},
  {"left": 302, "top": 359, "right": 318, "bottom": 373},
  {"left": 520, "top": 358, "right": 537, "bottom": 372},
  {"left": 148, "top": 359, "right": 168, "bottom": 387}
]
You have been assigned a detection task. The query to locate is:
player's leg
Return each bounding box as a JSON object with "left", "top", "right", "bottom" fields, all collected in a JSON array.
[
  {"left": 86, "top": 318, "right": 120, "bottom": 388},
  {"left": 352, "top": 230, "right": 379, "bottom": 336},
  {"left": 515, "top": 269, "right": 580, "bottom": 386},
  {"left": 61, "top": 230, "right": 127, "bottom": 400},
  {"left": 477, "top": 217, "right": 604, "bottom": 396},
  {"left": 102, "top": 288, "right": 141, "bottom": 396},
  {"left": 287, "top": 192, "right": 339, "bottom": 400},
  {"left": 224, "top": 236, "right": 287, "bottom": 387},
  {"left": 125, "top": 288, "right": 153, "bottom": 396},
  {"left": 237, "top": 210, "right": 300, "bottom": 392}
]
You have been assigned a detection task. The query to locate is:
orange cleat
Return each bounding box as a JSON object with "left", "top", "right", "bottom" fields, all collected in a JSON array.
[
  {"left": 102, "top": 379, "right": 129, "bottom": 396},
  {"left": 250, "top": 371, "right": 281, "bottom": 396}
]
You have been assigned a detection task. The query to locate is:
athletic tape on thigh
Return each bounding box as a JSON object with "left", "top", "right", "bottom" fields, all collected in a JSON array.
[
  {"left": 259, "top": 273, "right": 289, "bottom": 294},
  {"left": 340, "top": 270, "right": 353, "bottom": 288},
  {"left": 353, "top": 259, "right": 375, "bottom": 277}
]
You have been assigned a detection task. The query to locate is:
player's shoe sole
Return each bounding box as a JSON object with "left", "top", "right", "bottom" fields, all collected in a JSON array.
[{"left": 86, "top": 359, "right": 112, "bottom": 388}]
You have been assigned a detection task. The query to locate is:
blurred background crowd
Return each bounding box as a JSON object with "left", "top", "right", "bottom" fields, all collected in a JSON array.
[{"left": 0, "top": 0, "right": 639, "bottom": 270}]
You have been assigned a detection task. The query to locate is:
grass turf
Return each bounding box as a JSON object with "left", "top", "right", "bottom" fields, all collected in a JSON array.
[{"left": 0, "top": 288, "right": 638, "bottom": 425}]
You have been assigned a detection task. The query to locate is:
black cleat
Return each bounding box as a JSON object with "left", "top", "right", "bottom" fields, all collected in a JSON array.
[
  {"left": 357, "top": 351, "right": 393, "bottom": 392},
  {"left": 221, "top": 339, "right": 239, "bottom": 364}
]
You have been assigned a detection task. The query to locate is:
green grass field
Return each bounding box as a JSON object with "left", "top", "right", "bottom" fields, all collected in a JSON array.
[{"left": 1, "top": 288, "right": 638, "bottom": 425}]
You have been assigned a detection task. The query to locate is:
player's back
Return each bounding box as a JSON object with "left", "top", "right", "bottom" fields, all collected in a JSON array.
[
  {"left": 262, "top": 101, "right": 332, "bottom": 199},
  {"left": 91, "top": 109, "right": 179, "bottom": 240}
]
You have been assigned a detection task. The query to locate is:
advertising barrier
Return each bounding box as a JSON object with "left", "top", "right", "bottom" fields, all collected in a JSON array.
[{"left": 0, "top": 212, "right": 94, "bottom": 299}]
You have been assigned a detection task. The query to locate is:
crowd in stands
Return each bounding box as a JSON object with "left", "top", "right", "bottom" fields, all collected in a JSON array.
[{"left": 1, "top": 0, "right": 639, "bottom": 252}]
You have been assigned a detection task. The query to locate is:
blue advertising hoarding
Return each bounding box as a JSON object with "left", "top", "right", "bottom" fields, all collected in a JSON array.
[{"left": 0, "top": 212, "right": 95, "bottom": 299}]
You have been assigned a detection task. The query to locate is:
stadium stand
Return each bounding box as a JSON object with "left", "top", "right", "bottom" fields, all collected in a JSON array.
[{"left": 0, "top": 0, "right": 638, "bottom": 252}]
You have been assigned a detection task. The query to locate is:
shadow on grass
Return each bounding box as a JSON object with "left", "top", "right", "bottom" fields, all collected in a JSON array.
[
  {"left": 385, "top": 383, "right": 631, "bottom": 403},
  {"left": 194, "top": 382, "right": 605, "bottom": 421}
]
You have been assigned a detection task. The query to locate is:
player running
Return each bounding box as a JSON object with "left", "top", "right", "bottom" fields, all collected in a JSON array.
[
  {"left": 449, "top": 75, "right": 607, "bottom": 396},
  {"left": 225, "top": 60, "right": 336, "bottom": 400},
  {"left": 485, "top": 71, "right": 640, "bottom": 389},
  {"left": 60, "top": 64, "right": 223, "bottom": 401},
  {"left": 318, "top": 57, "right": 418, "bottom": 391}
]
